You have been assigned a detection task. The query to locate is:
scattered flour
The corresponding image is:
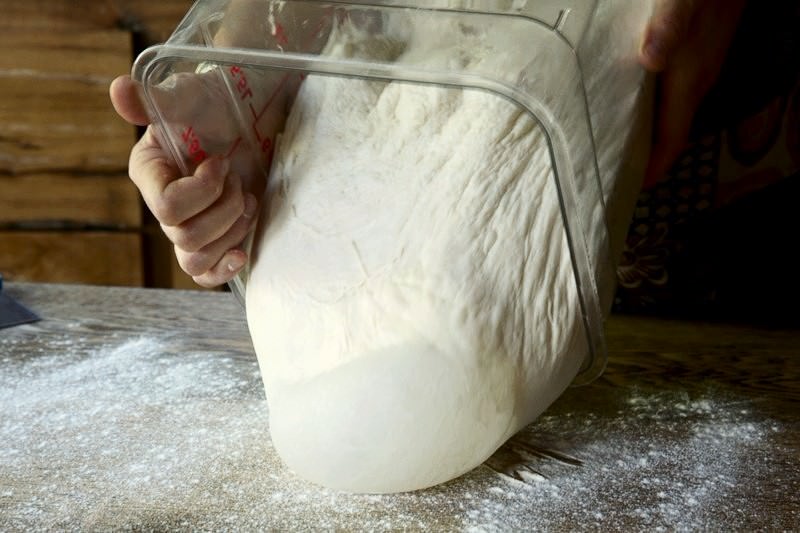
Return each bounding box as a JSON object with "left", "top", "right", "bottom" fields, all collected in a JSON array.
[{"left": 1, "top": 335, "right": 793, "bottom": 531}]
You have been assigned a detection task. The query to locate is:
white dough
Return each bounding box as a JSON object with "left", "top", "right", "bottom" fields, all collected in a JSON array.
[{"left": 246, "top": 1, "right": 653, "bottom": 493}]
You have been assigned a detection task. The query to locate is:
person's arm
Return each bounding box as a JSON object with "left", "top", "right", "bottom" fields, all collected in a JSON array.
[{"left": 639, "top": 0, "right": 746, "bottom": 187}]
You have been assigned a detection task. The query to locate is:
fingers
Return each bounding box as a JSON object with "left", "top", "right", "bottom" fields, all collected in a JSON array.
[
  {"left": 190, "top": 249, "right": 250, "bottom": 288},
  {"left": 164, "top": 167, "right": 259, "bottom": 288},
  {"left": 642, "top": 0, "right": 747, "bottom": 187},
  {"left": 128, "top": 127, "right": 182, "bottom": 217},
  {"left": 162, "top": 172, "right": 257, "bottom": 251},
  {"left": 174, "top": 202, "right": 258, "bottom": 280},
  {"left": 639, "top": 0, "right": 696, "bottom": 72},
  {"left": 136, "top": 151, "right": 230, "bottom": 226},
  {"left": 643, "top": 68, "right": 696, "bottom": 187},
  {"left": 127, "top": 125, "right": 259, "bottom": 287},
  {"left": 130, "top": 128, "right": 234, "bottom": 226},
  {"left": 109, "top": 75, "right": 151, "bottom": 126},
  {"left": 114, "top": 70, "right": 265, "bottom": 288}
]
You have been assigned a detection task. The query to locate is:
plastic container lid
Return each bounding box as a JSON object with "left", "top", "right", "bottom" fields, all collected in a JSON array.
[{"left": 133, "top": 0, "right": 614, "bottom": 384}]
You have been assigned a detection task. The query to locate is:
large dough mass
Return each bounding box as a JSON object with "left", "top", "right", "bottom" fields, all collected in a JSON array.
[{"left": 246, "top": 2, "right": 652, "bottom": 493}]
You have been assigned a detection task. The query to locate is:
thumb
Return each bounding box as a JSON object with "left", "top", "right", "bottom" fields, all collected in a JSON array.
[
  {"left": 639, "top": 0, "right": 696, "bottom": 72},
  {"left": 109, "top": 75, "right": 151, "bottom": 126}
]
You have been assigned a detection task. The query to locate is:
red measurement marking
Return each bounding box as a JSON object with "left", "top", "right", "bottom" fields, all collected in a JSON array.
[
  {"left": 262, "top": 136, "right": 275, "bottom": 169},
  {"left": 181, "top": 126, "right": 207, "bottom": 164},
  {"left": 225, "top": 136, "right": 243, "bottom": 159},
  {"left": 235, "top": 12, "right": 330, "bottom": 126},
  {"left": 274, "top": 23, "right": 289, "bottom": 46},
  {"left": 229, "top": 65, "right": 253, "bottom": 101},
  {"left": 224, "top": 10, "right": 333, "bottom": 171},
  {"left": 254, "top": 73, "right": 290, "bottom": 122}
]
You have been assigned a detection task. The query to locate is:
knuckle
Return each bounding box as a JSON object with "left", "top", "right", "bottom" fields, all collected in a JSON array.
[
  {"left": 128, "top": 135, "right": 151, "bottom": 168},
  {"left": 222, "top": 172, "right": 242, "bottom": 197},
  {"left": 232, "top": 197, "right": 246, "bottom": 220},
  {"left": 178, "top": 251, "right": 211, "bottom": 277},
  {"left": 228, "top": 221, "right": 247, "bottom": 243},
  {"left": 195, "top": 169, "right": 225, "bottom": 200},
  {"left": 150, "top": 195, "right": 182, "bottom": 226},
  {"left": 233, "top": 215, "right": 254, "bottom": 241},
  {"left": 171, "top": 227, "right": 203, "bottom": 253},
  {"left": 226, "top": 187, "right": 246, "bottom": 216}
]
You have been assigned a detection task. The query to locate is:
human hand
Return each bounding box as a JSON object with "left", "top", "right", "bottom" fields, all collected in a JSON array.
[
  {"left": 108, "top": 2, "right": 332, "bottom": 287},
  {"left": 639, "top": 0, "right": 746, "bottom": 187},
  {"left": 108, "top": 0, "right": 321, "bottom": 287},
  {"left": 110, "top": 74, "right": 259, "bottom": 287}
]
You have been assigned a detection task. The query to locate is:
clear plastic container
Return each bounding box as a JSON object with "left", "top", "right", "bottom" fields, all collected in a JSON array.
[{"left": 132, "top": 0, "right": 626, "bottom": 384}]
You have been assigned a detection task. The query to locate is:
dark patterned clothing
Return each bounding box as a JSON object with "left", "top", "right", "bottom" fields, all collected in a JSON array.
[{"left": 613, "top": 1, "right": 800, "bottom": 326}]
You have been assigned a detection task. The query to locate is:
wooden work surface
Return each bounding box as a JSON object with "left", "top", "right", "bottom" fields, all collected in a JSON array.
[{"left": 1, "top": 283, "right": 798, "bottom": 530}]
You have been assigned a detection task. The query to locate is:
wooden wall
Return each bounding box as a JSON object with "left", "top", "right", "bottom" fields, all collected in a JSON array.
[{"left": 0, "top": 0, "right": 198, "bottom": 288}]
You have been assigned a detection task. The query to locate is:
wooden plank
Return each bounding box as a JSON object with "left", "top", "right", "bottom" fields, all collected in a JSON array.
[
  {"left": 0, "top": 174, "right": 141, "bottom": 227},
  {"left": 0, "top": 30, "right": 132, "bottom": 78},
  {"left": 0, "top": 29, "right": 135, "bottom": 175},
  {"left": 0, "top": 232, "right": 143, "bottom": 286},
  {"left": 0, "top": 0, "right": 194, "bottom": 45}
]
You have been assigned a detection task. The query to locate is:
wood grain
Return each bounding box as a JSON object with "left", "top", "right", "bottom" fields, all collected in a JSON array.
[
  {"left": 0, "top": 174, "right": 141, "bottom": 227},
  {"left": 1, "top": 282, "right": 249, "bottom": 356},
  {"left": 0, "top": 29, "right": 134, "bottom": 175},
  {"left": 0, "top": 0, "right": 195, "bottom": 46},
  {"left": 0, "top": 233, "right": 143, "bottom": 286},
  {"left": 0, "top": 2, "right": 196, "bottom": 288},
  {"left": 602, "top": 315, "right": 800, "bottom": 405}
]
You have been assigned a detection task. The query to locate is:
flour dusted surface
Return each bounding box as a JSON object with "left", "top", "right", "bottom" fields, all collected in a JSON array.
[{"left": 0, "top": 334, "right": 790, "bottom": 530}]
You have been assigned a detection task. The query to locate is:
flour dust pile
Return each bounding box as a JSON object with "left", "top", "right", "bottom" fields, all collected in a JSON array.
[{"left": 1, "top": 336, "right": 789, "bottom": 530}]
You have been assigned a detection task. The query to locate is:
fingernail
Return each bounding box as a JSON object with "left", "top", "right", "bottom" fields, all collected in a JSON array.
[
  {"left": 243, "top": 194, "right": 258, "bottom": 218},
  {"left": 227, "top": 254, "right": 246, "bottom": 272}
]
